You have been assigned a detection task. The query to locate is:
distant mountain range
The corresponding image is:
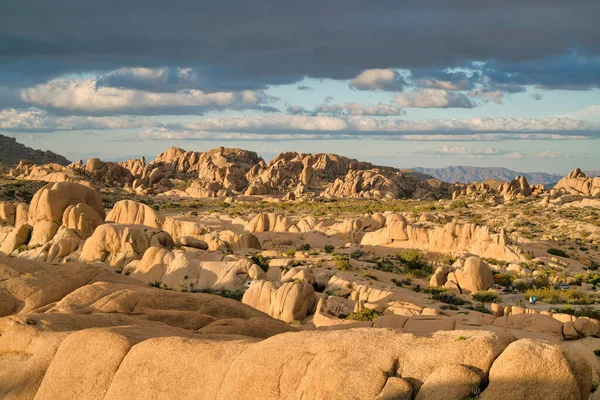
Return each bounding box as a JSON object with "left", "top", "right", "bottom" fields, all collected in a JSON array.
[
  {"left": 0, "top": 134, "right": 70, "bottom": 167},
  {"left": 413, "top": 166, "right": 600, "bottom": 186}
]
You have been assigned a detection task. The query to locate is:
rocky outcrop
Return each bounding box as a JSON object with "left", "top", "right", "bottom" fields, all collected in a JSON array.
[
  {"left": 554, "top": 168, "right": 600, "bottom": 197},
  {"left": 452, "top": 176, "right": 541, "bottom": 203},
  {"left": 243, "top": 280, "right": 318, "bottom": 322},
  {"left": 105, "top": 200, "right": 161, "bottom": 228},
  {"left": 361, "top": 215, "right": 523, "bottom": 261},
  {"left": 124, "top": 247, "right": 266, "bottom": 291},
  {"left": 0, "top": 254, "right": 596, "bottom": 399},
  {"left": 322, "top": 168, "right": 451, "bottom": 200},
  {"left": 443, "top": 256, "right": 495, "bottom": 293},
  {"left": 79, "top": 224, "right": 173, "bottom": 269}
]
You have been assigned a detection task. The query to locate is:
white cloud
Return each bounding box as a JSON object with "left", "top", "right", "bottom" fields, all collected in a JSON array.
[
  {"left": 0, "top": 108, "right": 158, "bottom": 132},
  {"left": 349, "top": 69, "right": 404, "bottom": 91},
  {"left": 170, "top": 115, "right": 598, "bottom": 135},
  {"left": 393, "top": 89, "right": 474, "bottom": 108},
  {"left": 290, "top": 102, "right": 404, "bottom": 116},
  {"left": 557, "top": 105, "right": 600, "bottom": 123},
  {"left": 416, "top": 79, "right": 470, "bottom": 91},
  {"left": 20, "top": 78, "right": 270, "bottom": 114}
]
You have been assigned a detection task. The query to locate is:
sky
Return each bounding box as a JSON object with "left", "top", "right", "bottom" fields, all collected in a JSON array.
[{"left": 0, "top": 0, "right": 599, "bottom": 173}]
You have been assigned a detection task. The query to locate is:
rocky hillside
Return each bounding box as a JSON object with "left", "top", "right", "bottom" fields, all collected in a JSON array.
[
  {"left": 0, "top": 134, "right": 70, "bottom": 166},
  {"left": 414, "top": 166, "right": 564, "bottom": 186},
  {"left": 10, "top": 146, "right": 455, "bottom": 200}
]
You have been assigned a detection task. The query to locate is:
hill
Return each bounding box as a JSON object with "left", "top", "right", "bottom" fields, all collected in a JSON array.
[
  {"left": 0, "top": 134, "right": 70, "bottom": 167},
  {"left": 413, "top": 166, "right": 565, "bottom": 186}
]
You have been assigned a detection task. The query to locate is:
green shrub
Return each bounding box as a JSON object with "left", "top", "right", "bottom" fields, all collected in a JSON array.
[
  {"left": 251, "top": 253, "right": 269, "bottom": 272},
  {"left": 363, "top": 270, "right": 377, "bottom": 280},
  {"left": 450, "top": 200, "right": 468, "bottom": 209},
  {"left": 391, "top": 278, "right": 412, "bottom": 287},
  {"left": 350, "top": 250, "right": 364, "bottom": 259},
  {"left": 324, "top": 244, "right": 335, "bottom": 254},
  {"left": 298, "top": 243, "right": 311, "bottom": 251},
  {"left": 547, "top": 248, "right": 569, "bottom": 258},
  {"left": 397, "top": 249, "right": 425, "bottom": 266},
  {"left": 550, "top": 305, "right": 600, "bottom": 320},
  {"left": 148, "top": 281, "right": 168, "bottom": 290},
  {"left": 345, "top": 308, "right": 382, "bottom": 322},
  {"left": 195, "top": 288, "right": 244, "bottom": 301},
  {"left": 482, "top": 258, "right": 509, "bottom": 267},
  {"left": 594, "top": 349, "right": 600, "bottom": 357},
  {"left": 371, "top": 258, "right": 403, "bottom": 274},
  {"left": 471, "top": 291, "right": 500, "bottom": 303},
  {"left": 441, "top": 254, "right": 456, "bottom": 266},
  {"left": 284, "top": 248, "right": 296, "bottom": 257},
  {"left": 425, "top": 287, "right": 470, "bottom": 306},
  {"left": 525, "top": 288, "right": 590, "bottom": 305},
  {"left": 471, "top": 303, "right": 492, "bottom": 314},
  {"left": 334, "top": 255, "right": 351, "bottom": 271},
  {"left": 494, "top": 273, "right": 514, "bottom": 287}
]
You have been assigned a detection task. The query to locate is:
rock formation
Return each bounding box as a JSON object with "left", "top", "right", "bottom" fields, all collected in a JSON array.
[{"left": 554, "top": 168, "right": 600, "bottom": 197}]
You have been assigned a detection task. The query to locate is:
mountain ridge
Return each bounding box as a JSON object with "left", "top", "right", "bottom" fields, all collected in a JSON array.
[
  {"left": 413, "top": 166, "right": 600, "bottom": 186},
  {"left": 0, "top": 134, "right": 70, "bottom": 167}
]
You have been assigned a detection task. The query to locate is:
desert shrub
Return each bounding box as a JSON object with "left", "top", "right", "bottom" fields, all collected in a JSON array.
[
  {"left": 550, "top": 305, "right": 600, "bottom": 321},
  {"left": 523, "top": 250, "right": 535, "bottom": 260},
  {"left": 251, "top": 253, "right": 269, "bottom": 272},
  {"left": 494, "top": 273, "right": 514, "bottom": 287},
  {"left": 594, "top": 349, "right": 600, "bottom": 357},
  {"left": 471, "top": 303, "right": 492, "bottom": 314},
  {"left": 397, "top": 249, "right": 432, "bottom": 278},
  {"left": 450, "top": 200, "right": 468, "bottom": 209},
  {"left": 334, "top": 255, "right": 351, "bottom": 271},
  {"left": 345, "top": 308, "right": 382, "bottom": 322},
  {"left": 194, "top": 288, "right": 244, "bottom": 301},
  {"left": 284, "top": 248, "right": 296, "bottom": 257},
  {"left": 363, "top": 270, "right": 377, "bottom": 280},
  {"left": 524, "top": 288, "right": 590, "bottom": 305},
  {"left": 482, "top": 258, "right": 509, "bottom": 267},
  {"left": 324, "top": 288, "right": 348, "bottom": 297},
  {"left": 391, "top": 278, "right": 412, "bottom": 287},
  {"left": 298, "top": 243, "right": 311, "bottom": 251},
  {"left": 547, "top": 248, "right": 569, "bottom": 258},
  {"left": 441, "top": 253, "right": 456, "bottom": 266},
  {"left": 471, "top": 291, "right": 500, "bottom": 303},
  {"left": 589, "top": 260, "right": 600, "bottom": 271},
  {"left": 148, "top": 281, "right": 169, "bottom": 290},
  {"left": 350, "top": 250, "right": 364, "bottom": 259},
  {"left": 371, "top": 258, "right": 403, "bottom": 274},
  {"left": 324, "top": 244, "right": 335, "bottom": 254},
  {"left": 425, "top": 287, "right": 470, "bottom": 306},
  {"left": 397, "top": 249, "right": 425, "bottom": 266}
]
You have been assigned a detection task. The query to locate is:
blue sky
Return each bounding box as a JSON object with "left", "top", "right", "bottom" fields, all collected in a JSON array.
[{"left": 0, "top": 1, "right": 599, "bottom": 173}]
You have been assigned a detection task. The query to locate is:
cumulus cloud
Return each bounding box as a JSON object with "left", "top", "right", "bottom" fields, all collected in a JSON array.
[
  {"left": 19, "top": 78, "right": 275, "bottom": 115},
  {"left": 393, "top": 89, "right": 474, "bottom": 108},
  {"left": 0, "top": 108, "right": 158, "bottom": 132},
  {"left": 135, "top": 115, "right": 600, "bottom": 142},
  {"left": 349, "top": 69, "right": 405, "bottom": 91}
]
